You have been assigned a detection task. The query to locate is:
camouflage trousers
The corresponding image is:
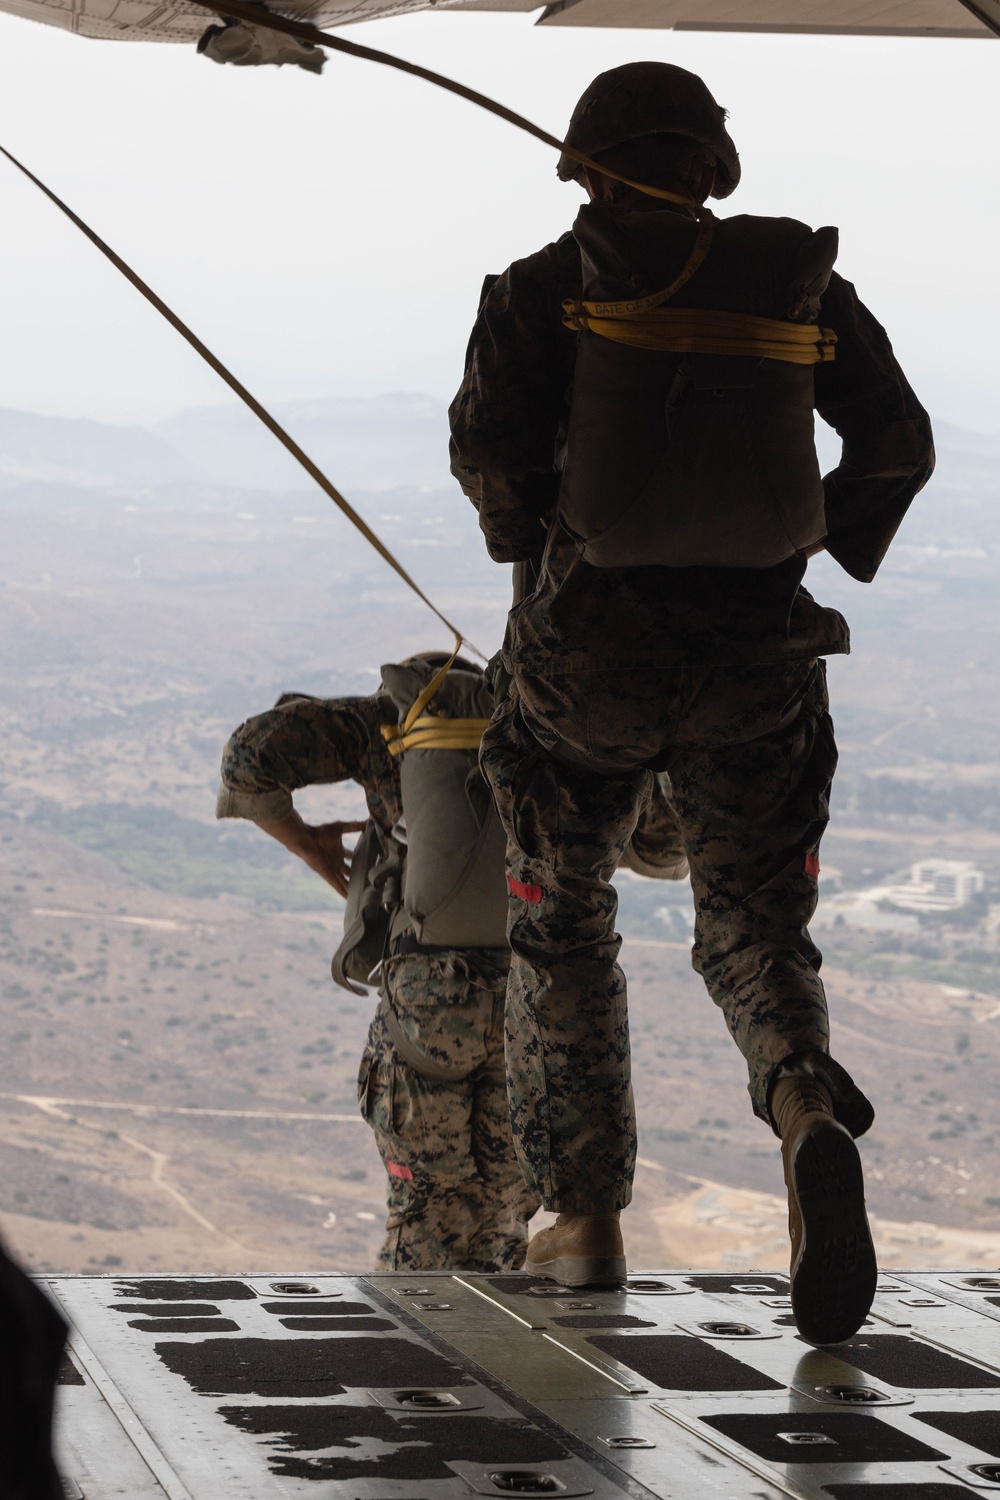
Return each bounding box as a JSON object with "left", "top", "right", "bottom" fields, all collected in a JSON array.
[
  {"left": 357, "top": 949, "right": 540, "bottom": 1271},
  {"left": 480, "top": 658, "right": 873, "bottom": 1215}
]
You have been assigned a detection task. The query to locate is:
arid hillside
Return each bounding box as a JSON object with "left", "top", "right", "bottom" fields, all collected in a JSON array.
[{"left": 1, "top": 403, "right": 999, "bottom": 1274}]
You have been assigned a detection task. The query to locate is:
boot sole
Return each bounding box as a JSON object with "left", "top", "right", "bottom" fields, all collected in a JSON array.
[
  {"left": 523, "top": 1250, "right": 627, "bottom": 1289},
  {"left": 789, "top": 1119, "right": 877, "bottom": 1346}
]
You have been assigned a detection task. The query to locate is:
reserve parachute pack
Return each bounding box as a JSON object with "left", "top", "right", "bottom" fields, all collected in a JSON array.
[
  {"left": 330, "top": 820, "right": 400, "bottom": 995},
  {"left": 558, "top": 204, "right": 840, "bottom": 569},
  {"left": 330, "top": 656, "right": 508, "bottom": 993}
]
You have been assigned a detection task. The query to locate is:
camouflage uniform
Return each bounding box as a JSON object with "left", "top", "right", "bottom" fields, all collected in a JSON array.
[
  {"left": 358, "top": 948, "right": 528, "bottom": 1271},
  {"left": 217, "top": 691, "right": 537, "bottom": 1271},
  {"left": 451, "top": 222, "right": 934, "bottom": 1215}
]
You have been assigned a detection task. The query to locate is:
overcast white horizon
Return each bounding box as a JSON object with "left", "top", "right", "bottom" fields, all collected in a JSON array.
[{"left": 0, "top": 9, "right": 996, "bottom": 432}]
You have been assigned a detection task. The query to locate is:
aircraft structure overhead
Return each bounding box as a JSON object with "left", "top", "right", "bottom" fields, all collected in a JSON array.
[
  {"left": 537, "top": 0, "right": 998, "bottom": 34},
  {"left": 0, "top": 0, "right": 527, "bottom": 44},
  {"left": 1, "top": 0, "right": 997, "bottom": 45}
]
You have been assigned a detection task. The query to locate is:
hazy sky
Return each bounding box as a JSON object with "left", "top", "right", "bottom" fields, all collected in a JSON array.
[{"left": 0, "top": 8, "right": 996, "bottom": 429}]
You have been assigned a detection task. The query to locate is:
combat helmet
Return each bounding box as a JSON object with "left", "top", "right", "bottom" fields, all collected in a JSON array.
[{"left": 557, "top": 61, "right": 740, "bottom": 200}]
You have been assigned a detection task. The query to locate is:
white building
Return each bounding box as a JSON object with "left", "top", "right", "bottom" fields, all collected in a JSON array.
[
  {"left": 884, "top": 860, "right": 985, "bottom": 913},
  {"left": 813, "top": 859, "right": 985, "bottom": 930}
]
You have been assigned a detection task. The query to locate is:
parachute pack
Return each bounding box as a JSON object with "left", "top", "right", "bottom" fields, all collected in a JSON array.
[
  {"left": 559, "top": 204, "right": 840, "bottom": 570},
  {"left": 330, "top": 658, "right": 509, "bottom": 994}
]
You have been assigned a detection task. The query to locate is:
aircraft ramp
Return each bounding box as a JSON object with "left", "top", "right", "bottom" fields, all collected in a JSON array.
[{"left": 49, "top": 1268, "right": 1000, "bottom": 1498}]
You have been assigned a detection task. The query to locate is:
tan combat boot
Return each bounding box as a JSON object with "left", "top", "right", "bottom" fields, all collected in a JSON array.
[
  {"left": 773, "top": 1071, "right": 877, "bottom": 1346},
  {"left": 524, "top": 1213, "right": 626, "bottom": 1288}
]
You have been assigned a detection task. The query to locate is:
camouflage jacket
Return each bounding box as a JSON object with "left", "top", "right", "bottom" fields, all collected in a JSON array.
[
  {"left": 449, "top": 222, "right": 935, "bottom": 671},
  {"left": 217, "top": 692, "right": 401, "bottom": 837},
  {"left": 216, "top": 692, "right": 687, "bottom": 870}
]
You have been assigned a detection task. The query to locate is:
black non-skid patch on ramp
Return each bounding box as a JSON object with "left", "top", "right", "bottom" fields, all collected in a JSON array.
[
  {"left": 587, "top": 1333, "right": 785, "bottom": 1391},
  {"left": 55, "top": 1350, "right": 84, "bottom": 1386},
  {"left": 682, "top": 1274, "right": 789, "bottom": 1295},
  {"left": 701, "top": 1411, "right": 948, "bottom": 1463},
  {"left": 130, "top": 1317, "right": 242, "bottom": 1334},
  {"left": 220, "top": 1405, "right": 569, "bottom": 1481},
  {"left": 111, "top": 1302, "right": 224, "bottom": 1316},
  {"left": 831, "top": 1334, "right": 1000, "bottom": 1389},
  {"left": 156, "top": 1333, "right": 471, "bottom": 1398},
  {"left": 114, "top": 1279, "right": 257, "bottom": 1300},
  {"left": 912, "top": 1408, "right": 1000, "bottom": 1454},
  {"left": 822, "top": 1486, "right": 986, "bottom": 1498}
]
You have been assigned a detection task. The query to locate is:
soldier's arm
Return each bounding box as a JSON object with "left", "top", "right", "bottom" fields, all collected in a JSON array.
[
  {"left": 216, "top": 694, "right": 396, "bottom": 896},
  {"left": 255, "top": 812, "right": 366, "bottom": 898},
  {"left": 449, "top": 236, "right": 580, "bottom": 564},
  {"left": 814, "top": 272, "right": 935, "bottom": 583}
]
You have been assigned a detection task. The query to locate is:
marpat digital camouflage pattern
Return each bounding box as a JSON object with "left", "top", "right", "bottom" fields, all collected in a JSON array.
[
  {"left": 218, "top": 690, "right": 527, "bottom": 1267},
  {"left": 359, "top": 949, "right": 538, "bottom": 1270},
  {"left": 481, "top": 660, "right": 874, "bottom": 1213}
]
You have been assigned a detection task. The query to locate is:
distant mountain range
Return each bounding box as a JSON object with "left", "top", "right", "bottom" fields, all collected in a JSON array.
[
  {"left": 0, "top": 398, "right": 997, "bottom": 552},
  {"left": 0, "top": 394, "right": 453, "bottom": 496},
  {"left": 0, "top": 405, "right": 194, "bottom": 490}
]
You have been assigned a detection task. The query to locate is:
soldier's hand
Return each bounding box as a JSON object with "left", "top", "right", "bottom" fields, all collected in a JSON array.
[
  {"left": 300, "top": 820, "right": 367, "bottom": 898},
  {"left": 258, "top": 811, "right": 366, "bottom": 899}
]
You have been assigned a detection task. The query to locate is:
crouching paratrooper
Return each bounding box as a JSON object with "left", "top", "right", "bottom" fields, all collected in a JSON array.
[{"left": 218, "top": 649, "right": 687, "bottom": 1271}]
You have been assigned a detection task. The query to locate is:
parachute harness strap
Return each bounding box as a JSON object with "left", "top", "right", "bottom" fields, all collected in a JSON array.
[
  {"left": 0, "top": 143, "right": 484, "bottom": 662},
  {"left": 571, "top": 211, "right": 718, "bottom": 328},
  {"left": 382, "top": 641, "right": 490, "bottom": 758},
  {"left": 562, "top": 301, "right": 838, "bottom": 363},
  {"left": 384, "top": 720, "right": 491, "bottom": 755}
]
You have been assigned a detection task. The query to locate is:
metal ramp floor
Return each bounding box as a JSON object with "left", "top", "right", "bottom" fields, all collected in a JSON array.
[{"left": 48, "top": 1268, "right": 1000, "bottom": 1498}]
